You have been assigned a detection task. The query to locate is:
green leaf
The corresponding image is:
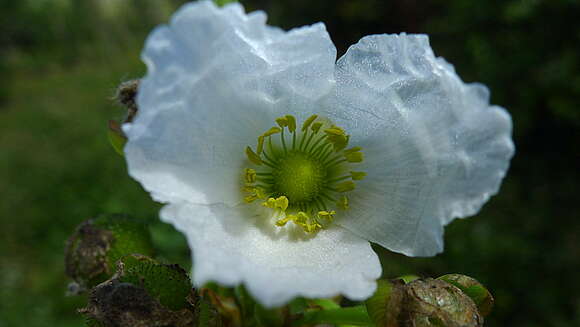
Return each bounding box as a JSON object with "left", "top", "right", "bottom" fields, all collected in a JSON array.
[
  {"left": 107, "top": 120, "right": 126, "bottom": 156},
  {"left": 292, "top": 306, "right": 373, "bottom": 327},
  {"left": 364, "top": 279, "right": 405, "bottom": 327},
  {"left": 254, "top": 303, "right": 284, "bottom": 327},
  {"left": 309, "top": 298, "right": 341, "bottom": 310},
  {"left": 214, "top": 0, "right": 237, "bottom": 7}
]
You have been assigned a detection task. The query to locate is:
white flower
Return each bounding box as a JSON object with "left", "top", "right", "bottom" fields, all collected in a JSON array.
[{"left": 123, "top": 1, "right": 514, "bottom": 308}]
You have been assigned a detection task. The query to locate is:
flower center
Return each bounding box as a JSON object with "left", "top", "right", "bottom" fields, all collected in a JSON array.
[
  {"left": 274, "top": 152, "right": 325, "bottom": 203},
  {"left": 242, "top": 114, "right": 365, "bottom": 233}
]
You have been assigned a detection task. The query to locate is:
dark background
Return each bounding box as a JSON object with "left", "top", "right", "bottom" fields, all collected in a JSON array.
[{"left": 1, "top": 0, "right": 578, "bottom": 326}]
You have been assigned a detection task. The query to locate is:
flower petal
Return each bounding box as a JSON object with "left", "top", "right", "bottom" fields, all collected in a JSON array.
[
  {"left": 160, "top": 202, "right": 381, "bottom": 307},
  {"left": 324, "top": 34, "right": 514, "bottom": 256},
  {"left": 124, "top": 1, "right": 336, "bottom": 205}
]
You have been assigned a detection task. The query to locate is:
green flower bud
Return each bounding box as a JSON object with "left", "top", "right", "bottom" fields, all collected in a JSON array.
[
  {"left": 437, "top": 274, "right": 494, "bottom": 317},
  {"left": 65, "top": 214, "right": 154, "bottom": 292},
  {"left": 80, "top": 254, "right": 200, "bottom": 327}
]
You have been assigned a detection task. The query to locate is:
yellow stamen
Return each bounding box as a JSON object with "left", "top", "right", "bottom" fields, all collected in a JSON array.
[
  {"left": 262, "top": 196, "right": 289, "bottom": 212},
  {"left": 311, "top": 122, "right": 323, "bottom": 133},
  {"left": 245, "top": 146, "right": 263, "bottom": 165},
  {"left": 337, "top": 196, "right": 349, "bottom": 210},
  {"left": 263, "top": 127, "right": 282, "bottom": 137},
  {"left": 257, "top": 135, "right": 265, "bottom": 154},
  {"left": 301, "top": 115, "right": 318, "bottom": 131},
  {"left": 318, "top": 210, "right": 336, "bottom": 221},
  {"left": 285, "top": 115, "right": 296, "bottom": 132},
  {"left": 275, "top": 117, "right": 288, "bottom": 128},
  {"left": 335, "top": 181, "right": 356, "bottom": 192},
  {"left": 324, "top": 126, "right": 349, "bottom": 151},
  {"left": 244, "top": 186, "right": 266, "bottom": 203},
  {"left": 244, "top": 168, "right": 257, "bottom": 183},
  {"left": 350, "top": 171, "right": 366, "bottom": 180},
  {"left": 344, "top": 146, "right": 362, "bottom": 154},
  {"left": 344, "top": 151, "right": 364, "bottom": 163}
]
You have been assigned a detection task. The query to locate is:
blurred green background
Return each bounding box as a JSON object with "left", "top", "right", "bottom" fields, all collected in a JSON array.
[{"left": 1, "top": 0, "right": 578, "bottom": 326}]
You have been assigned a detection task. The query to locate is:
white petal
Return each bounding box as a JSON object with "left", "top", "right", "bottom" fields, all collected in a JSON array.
[
  {"left": 160, "top": 202, "right": 381, "bottom": 307},
  {"left": 324, "top": 34, "right": 514, "bottom": 256},
  {"left": 124, "top": 1, "right": 336, "bottom": 205}
]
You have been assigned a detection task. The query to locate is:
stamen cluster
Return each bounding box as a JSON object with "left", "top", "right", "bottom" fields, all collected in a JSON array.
[{"left": 243, "top": 115, "right": 366, "bottom": 233}]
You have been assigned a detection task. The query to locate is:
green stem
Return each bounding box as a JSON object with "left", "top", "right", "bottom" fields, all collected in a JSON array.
[{"left": 291, "top": 306, "right": 374, "bottom": 327}]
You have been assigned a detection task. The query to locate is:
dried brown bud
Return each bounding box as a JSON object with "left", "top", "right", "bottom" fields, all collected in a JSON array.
[
  {"left": 65, "top": 219, "right": 115, "bottom": 293},
  {"left": 366, "top": 278, "right": 486, "bottom": 327},
  {"left": 64, "top": 214, "right": 154, "bottom": 293},
  {"left": 114, "top": 79, "right": 140, "bottom": 123},
  {"left": 80, "top": 279, "right": 196, "bottom": 327},
  {"left": 403, "top": 279, "right": 483, "bottom": 327},
  {"left": 79, "top": 255, "right": 204, "bottom": 327}
]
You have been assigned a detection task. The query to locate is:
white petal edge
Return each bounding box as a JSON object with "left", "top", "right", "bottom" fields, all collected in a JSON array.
[
  {"left": 323, "top": 34, "right": 514, "bottom": 256},
  {"left": 124, "top": 0, "right": 336, "bottom": 205},
  {"left": 160, "top": 202, "right": 381, "bottom": 307}
]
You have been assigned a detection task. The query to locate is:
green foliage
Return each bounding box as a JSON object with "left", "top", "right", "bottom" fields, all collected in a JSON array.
[
  {"left": 107, "top": 125, "right": 126, "bottom": 156},
  {"left": 215, "top": 0, "right": 238, "bottom": 7}
]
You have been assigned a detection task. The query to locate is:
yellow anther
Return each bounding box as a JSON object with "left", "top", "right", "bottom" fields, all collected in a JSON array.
[
  {"left": 325, "top": 126, "right": 349, "bottom": 151},
  {"left": 245, "top": 146, "right": 263, "bottom": 165},
  {"left": 350, "top": 171, "right": 366, "bottom": 180},
  {"left": 345, "top": 151, "right": 364, "bottom": 163},
  {"left": 318, "top": 210, "right": 336, "bottom": 221},
  {"left": 262, "top": 197, "right": 276, "bottom": 208},
  {"left": 274, "top": 211, "right": 322, "bottom": 233},
  {"left": 324, "top": 126, "right": 345, "bottom": 136},
  {"left": 337, "top": 196, "right": 349, "bottom": 210},
  {"left": 243, "top": 186, "right": 266, "bottom": 203},
  {"left": 244, "top": 168, "right": 257, "bottom": 183},
  {"left": 262, "top": 196, "right": 289, "bottom": 212},
  {"left": 275, "top": 216, "right": 293, "bottom": 227},
  {"left": 305, "top": 221, "right": 322, "bottom": 233},
  {"left": 295, "top": 212, "right": 309, "bottom": 224},
  {"left": 257, "top": 135, "right": 265, "bottom": 154},
  {"left": 275, "top": 196, "right": 289, "bottom": 211},
  {"left": 335, "top": 181, "right": 356, "bottom": 192},
  {"left": 311, "top": 122, "right": 323, "bottom": 133},
  {"left": 285, "top": 115, "right": 297, "bottom": 132},
  {"left": 344, "top": 146, "right": 362, "bottom": 154},
  {"left": 276, "top": 117, "right": 288, "bottom": 128},
  {"left": 301, "top": 115, "right": 318, "bottom": 131},
  {"left": 263, "top": 126, "right": 282, "bottom": 137}
]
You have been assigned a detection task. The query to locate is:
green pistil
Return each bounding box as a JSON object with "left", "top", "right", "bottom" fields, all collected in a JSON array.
[
  {"left": 274, "top": 153, "right": 325, "bottom": 203},
  {"left": 243, "top": 114, "right": 366, "bottom": 233}
]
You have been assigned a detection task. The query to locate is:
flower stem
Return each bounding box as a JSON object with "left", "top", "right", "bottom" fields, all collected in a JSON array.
[{"left": 291, "top": 306, "right": 373, "bottom": 327}]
